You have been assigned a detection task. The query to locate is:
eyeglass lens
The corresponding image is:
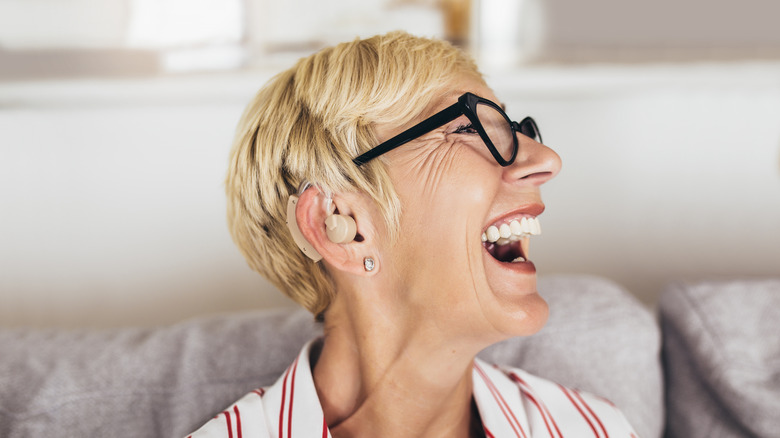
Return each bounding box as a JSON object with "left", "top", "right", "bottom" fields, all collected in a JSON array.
[{"left": 475, "top": 102, "right": 515, "bottom": 161}]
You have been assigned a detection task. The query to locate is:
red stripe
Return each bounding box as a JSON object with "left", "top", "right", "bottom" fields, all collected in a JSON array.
[
  {"left": 233, "top": 405, "right": 243, "bottom": 438},
  {"left": 559, "top": 384, "right": 600, "bottom": 437},
  {"left": 278, "top": 365, "right": 292, "bottom": 438},
  {"left": 542, "top": 393, "right": 563, "bottom": 438},
  {"left": 522, "top": 388, "right": 555, "bottom": 436},
  {"left": 475, "top": 363, "right": 527, "bottom": 438},
  {"left": 253, "top": 388, "right": 265, "bottom": 397},
  {"left": 222, "top": 411, "right": 234, "bottom": 438},
  {"left": 509, "top": 374, "right": 554, "bottom": 437},
  {"left": 600, "top": 395, "right": 617, "bottom": 407},
  {"left": 287, "top": 356, "right": 300, "bottom": 438},
  {"left": 509, "top": 373, "right": 563, "bottom": 438},
  {"left": 322, "top": 417, "right": 329, "bottom": 438},
  {"left": 484, "top": 426, "right": 495, "bottom": 438},
  {"left": 476, "top": 366, "right": 520, "bottom": 437},
  {"left": 572, "top": 389, "right": 609, "bottom": 438}
]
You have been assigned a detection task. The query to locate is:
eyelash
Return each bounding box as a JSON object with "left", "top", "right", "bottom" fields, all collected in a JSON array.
[{"left": 453, "top": 123, "right": 478, "bottom": 134}]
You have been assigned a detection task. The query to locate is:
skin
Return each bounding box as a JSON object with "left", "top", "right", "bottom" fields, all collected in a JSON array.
[{"left": 296, "top": 74, "right": 562, "bottom": 438}]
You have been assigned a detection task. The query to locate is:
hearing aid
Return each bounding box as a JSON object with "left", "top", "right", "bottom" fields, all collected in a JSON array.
[
  {"left": 286, "top": 192, "right": 323, "bottom": 261},
  {"left": 325, "top": 213, "right": 357, "bottom": 244},
  {"left": 286, "top": 183, "right": 357, "bottom": 261}
]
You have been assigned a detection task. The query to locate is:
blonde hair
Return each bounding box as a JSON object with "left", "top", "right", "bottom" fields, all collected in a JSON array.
[{"left": 226, "top": 31, "right": 483, "bottom": 318}]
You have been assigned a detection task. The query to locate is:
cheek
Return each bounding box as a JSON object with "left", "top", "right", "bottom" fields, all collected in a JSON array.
[
  {"left": 424, "top": 151, "right": 495, "bottom": 225},
  {"left": 390, "top": 143, "right": 499, "bottom": 243},
  {"left": 449, "top": 148, "right": 500, "bottom": 207}
]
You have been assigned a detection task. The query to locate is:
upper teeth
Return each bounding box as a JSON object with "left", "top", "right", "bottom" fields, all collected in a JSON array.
[{"left": 482, "top": 217, "right": 541, "bottom": 244}]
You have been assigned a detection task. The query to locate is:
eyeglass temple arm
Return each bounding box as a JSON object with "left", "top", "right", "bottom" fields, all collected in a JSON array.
[{"left": 352, "top": 103, "right": 463, "bottom": 166}]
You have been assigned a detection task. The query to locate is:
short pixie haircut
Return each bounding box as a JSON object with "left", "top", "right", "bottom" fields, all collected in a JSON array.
[{"left": 226, "top": 31, "right": 483, "bottom": 318}]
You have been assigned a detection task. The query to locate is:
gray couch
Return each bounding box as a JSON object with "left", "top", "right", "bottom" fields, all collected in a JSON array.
[{"left": 1, "top": 275, "right": 778, "bottom": 438}]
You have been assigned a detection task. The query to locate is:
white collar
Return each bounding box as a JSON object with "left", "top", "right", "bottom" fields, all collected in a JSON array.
[{"left": 263, "top": 339, "right": 531, "bottom": 438}]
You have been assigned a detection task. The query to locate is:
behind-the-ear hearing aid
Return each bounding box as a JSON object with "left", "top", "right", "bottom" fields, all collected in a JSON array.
[
  {"left": 286, "top": 189, "right": 322, "bottom": 261},
  {"left": 286, "top": 183, "right": 357, "bottom": 261}
]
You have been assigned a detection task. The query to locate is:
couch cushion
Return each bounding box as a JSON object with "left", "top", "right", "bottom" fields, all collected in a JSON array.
[
  {"left": 660, "top": 279, "right": 780, "bottom": 438},
  {"left": 0, "top": 275, "right": 662, "bottom": 438},
  {"left": 0, "top": 309, "right": 320, "bottom": 438}
]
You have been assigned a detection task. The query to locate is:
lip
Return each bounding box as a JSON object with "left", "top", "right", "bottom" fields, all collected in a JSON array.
[{"left": 482, "top": 204, "right": 545, "bottom": 232}]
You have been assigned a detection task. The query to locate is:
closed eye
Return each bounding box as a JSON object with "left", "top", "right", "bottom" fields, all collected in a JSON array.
[{"left": 453, "top": 123, "right": 478, "bottom": 134}]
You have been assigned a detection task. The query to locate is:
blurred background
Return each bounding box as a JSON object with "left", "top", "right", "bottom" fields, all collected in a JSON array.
[{"left": 1, "top": 0, "right": 779, "bottom": 327}]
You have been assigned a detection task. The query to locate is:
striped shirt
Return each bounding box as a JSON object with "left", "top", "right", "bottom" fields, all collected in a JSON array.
[{"left": 187, "top": 340, "right": 637, "bottom": 438}]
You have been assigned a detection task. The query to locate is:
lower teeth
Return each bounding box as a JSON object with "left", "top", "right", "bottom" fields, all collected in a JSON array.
[{"left": 511, "top": 256, "right": 526, "bottom": 263}]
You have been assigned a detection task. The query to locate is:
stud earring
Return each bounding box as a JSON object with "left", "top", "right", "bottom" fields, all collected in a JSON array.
[{"left": 363, "top": 257, "right": 375, "bottom": 272}]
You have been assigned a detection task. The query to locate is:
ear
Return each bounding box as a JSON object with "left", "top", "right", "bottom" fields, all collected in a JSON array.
[{"left": 296, "top": 188, "right": 378, "bottom": 276}]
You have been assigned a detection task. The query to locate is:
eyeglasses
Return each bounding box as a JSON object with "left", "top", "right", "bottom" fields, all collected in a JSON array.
[{"left": 352, "top": 92, "right": 542, "bottom": 167}]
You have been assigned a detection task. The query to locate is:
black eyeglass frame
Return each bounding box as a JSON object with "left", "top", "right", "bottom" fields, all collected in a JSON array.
[{"left": 352, "top": 92, "right": 541, "bottom": 167}]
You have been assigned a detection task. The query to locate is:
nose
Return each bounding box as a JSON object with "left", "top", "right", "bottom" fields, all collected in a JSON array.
[{"left": 503, "top": 135, "right": 562, "bottom": 185}]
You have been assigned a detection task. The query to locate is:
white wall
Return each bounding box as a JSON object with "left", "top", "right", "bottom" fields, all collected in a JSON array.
[
  {"left": 541, "top": 0, "right": 780, "bottom": 58},
  {"left": 0, "top": 74, "right": 292, "bottom": 328},
  {"left": 0, "top": 0, "right": 129, "bottom": 49},
  {"left": 2, "top": 63, "right": 779, "bottom": 328}
]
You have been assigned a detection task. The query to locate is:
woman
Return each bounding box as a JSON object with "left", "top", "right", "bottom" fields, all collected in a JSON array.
[{"left": 189, "top": 32, "right": 636, "bottom": 437}]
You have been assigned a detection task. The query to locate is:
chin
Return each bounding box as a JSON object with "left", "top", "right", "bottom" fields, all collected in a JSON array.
[
  {"left": 486, "top": 284, "right": 549, "bottom": 338},
  {"left": 481, "top": 253, "right": 550, "bottom": 337}
]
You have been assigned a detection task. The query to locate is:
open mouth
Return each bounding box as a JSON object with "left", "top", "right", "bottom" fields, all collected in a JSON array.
[{"left": 481, "top": 217, "right": 541, "bottom": 263}]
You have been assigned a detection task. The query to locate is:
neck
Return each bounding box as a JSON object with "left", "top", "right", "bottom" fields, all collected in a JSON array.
[{"left": 312, "top": 286, "right": 487, "bottom": 438}]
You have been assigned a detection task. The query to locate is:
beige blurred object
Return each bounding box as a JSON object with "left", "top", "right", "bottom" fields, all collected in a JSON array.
[
  {"left": 390, "top": 0, "right": 471, "bottom": 45},
  {"left": 440, "top": 0, "right": 472, "bottom": 46}
]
